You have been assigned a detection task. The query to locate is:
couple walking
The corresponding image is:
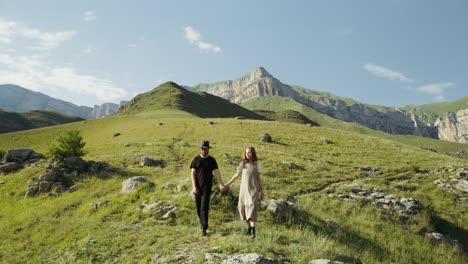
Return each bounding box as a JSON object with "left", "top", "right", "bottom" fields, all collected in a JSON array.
[{"left": 190, "top": 140, "right": 264, "bottom": 237}]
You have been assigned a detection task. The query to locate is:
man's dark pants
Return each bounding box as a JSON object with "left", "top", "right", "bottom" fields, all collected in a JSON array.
[{"left": 195, "top": 187, "right": 211, "bottom": 231}]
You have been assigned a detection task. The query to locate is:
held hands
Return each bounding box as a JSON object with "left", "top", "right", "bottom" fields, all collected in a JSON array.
[{"left": 220, "top": 183, "right": 230, "bottom": 192}]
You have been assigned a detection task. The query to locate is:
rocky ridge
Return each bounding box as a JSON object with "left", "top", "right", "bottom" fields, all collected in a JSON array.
[{"left": 192, "top": 67, "right": 466, "bottom": 143}]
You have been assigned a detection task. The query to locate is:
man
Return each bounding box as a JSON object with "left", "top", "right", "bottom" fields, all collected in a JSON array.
[{"left": 190, "top": 140, "right": 224, "bottom": 236}]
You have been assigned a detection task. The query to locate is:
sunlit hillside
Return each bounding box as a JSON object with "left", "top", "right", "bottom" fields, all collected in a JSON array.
[{"left": 0, "top": 111, "right": 466, "bottom": 263}]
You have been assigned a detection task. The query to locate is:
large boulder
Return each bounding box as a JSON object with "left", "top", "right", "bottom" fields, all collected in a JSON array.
[
  {"left": 0, "top": 162, "right": 21, "bottom": 173},
  {"left": 63, "top": 157, "right": 88, "bottom": 172},
  {"left": 4, "top": 148, "right": 33, "bottom": 162},
  {"left": 3, "top": 148, "right": 42, "bottom": 163},
  {"left": 262, "top": 199, "right": 294, "bottom": 220},
  {"left": 122, "top": 176, "right": 147, "bottom": 194}
]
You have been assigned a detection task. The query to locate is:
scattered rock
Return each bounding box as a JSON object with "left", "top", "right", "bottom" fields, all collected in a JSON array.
[
  {"left": 123, "top": 143, "right": 130, "bottom": 147},
  {"left": 113, "top": 132, "right": 121, "bottom": 138},
  {"left": 139, "top": 201, "right": 163, "bottom": 213},
  {"left": 140, "top": 156, "right": 166, "bottom": 167},
  {"left": 261, "top": 133, "right": 272, "bottom": 143},
  {"left": 91, "top": 200, "right": 109, "bottom": 210},
  {"left": 208, "top": 121, "right": 216, "bottom": 125},
  {"left": 455, "top": 180, "right": 468, "bottom": 193},
  {"left": 330, "top": 185, "right": 423, "bottom": 217},
  {"left": 322, "top": 139, "right": 333, "bottom": 144},
  {"left": 356, "top": 166, "right": 383, "bottom": 176},
  {"left": 262, "top": 199, "right": 294, "bottom": 220},
  {"left": 282, "top": 160, "right": 301, "bottom": 169},
  {"left": 205, "top": 253, "right": 225, "bottom": 263},
  {"left": 154, "top": 205, "right": 177, "bottom": 219},
  {"left": 425, "top": 232, "right": 462, "bottom": 248},
  {"left": 121, "top": 176, "right": 147, "bottom": 194}
]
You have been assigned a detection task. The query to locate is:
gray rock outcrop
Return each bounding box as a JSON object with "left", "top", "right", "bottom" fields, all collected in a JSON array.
[
  {"left": 222, "top": 253, "right": 277, "bottom": 264},
  {"left": 121, "top": 176, "right": 147, "bottom": 194}
]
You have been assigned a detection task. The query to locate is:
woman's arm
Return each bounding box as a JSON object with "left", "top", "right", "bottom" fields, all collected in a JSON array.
[
  {"left": 225, "top": 169, "right": 242, "bottom": 187},
  {"left": 257, "top": 172, "right": 264, "bottom": 200}
]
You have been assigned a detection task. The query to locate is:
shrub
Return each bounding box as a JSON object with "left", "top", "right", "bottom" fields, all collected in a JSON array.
[{"left": 48, "top": 129, "right": 86, "bottom": 161}]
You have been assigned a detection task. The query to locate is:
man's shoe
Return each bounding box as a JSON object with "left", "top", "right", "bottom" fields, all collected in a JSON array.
[{"left": 202, "top": 229, "right": 207, "bottom": 236}]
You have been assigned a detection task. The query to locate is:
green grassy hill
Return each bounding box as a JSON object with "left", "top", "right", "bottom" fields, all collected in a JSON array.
[
  {"left": 118, "top": 81, "right": 263, "bottom": 119},
  {"left": 0, "top": 109, "right": 84, "bottom": 133},
  {"left": 0, "top": 112, "right": 466, "bottom": 263}
]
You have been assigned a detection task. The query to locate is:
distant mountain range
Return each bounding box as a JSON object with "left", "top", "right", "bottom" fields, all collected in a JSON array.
[
  {"left": 190, "top": 67, "right": 468, "bottom": 144},
  {"left": 1, "top": 68, "right": 466, "bottom": 143},
  {"left": 0, "top": 84, "right": 127, "bottom": 119}
]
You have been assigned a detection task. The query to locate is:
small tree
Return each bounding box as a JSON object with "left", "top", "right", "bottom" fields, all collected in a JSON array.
[{"left": 48, "top": 129, "right": 86, "bottom": 161}]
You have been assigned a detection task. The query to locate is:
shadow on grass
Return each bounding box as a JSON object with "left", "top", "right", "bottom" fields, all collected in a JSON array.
[
  {"left": 269, "top": 208, "right": 389, "bottom": 263},
  {"left": 431, "top": 214, "right": 468, "bottom": 250}
]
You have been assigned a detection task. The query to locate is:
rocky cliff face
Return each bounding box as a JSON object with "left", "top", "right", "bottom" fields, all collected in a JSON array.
[
  {"left": 436, "top": 109, "right": 468, "bottom": 144},
  {"left": 194, "top": 67, "right": 299, "bottom": 104},
  {"left": 193, "top": 67, "right": 437, "bottom": 138},
  {"left": 91, "top": 101, "right": 128, "bottom": 119}
]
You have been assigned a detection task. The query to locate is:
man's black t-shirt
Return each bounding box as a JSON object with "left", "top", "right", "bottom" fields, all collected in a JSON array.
[{"left": 190, "top": 155, "right": 218, "bottom": 189}]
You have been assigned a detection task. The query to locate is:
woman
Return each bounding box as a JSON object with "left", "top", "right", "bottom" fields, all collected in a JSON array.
[{"left": 223, "top": 146, "right": 264, "bottom": 237}]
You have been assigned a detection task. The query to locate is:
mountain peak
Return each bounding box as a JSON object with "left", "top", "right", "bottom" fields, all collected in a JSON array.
[{"left": 251, "top": 66, "right": 272, "bottom": 79}]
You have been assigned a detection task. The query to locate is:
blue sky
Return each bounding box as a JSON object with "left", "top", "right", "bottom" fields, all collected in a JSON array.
[{"left": 0, "top": 0, "right": 466, "bottom": 107}]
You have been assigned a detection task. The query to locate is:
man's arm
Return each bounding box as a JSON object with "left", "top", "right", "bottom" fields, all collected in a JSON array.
[
  {"left": 214, "top": 168, "right": 224, "bottom": 190},
  {"left": 191, "top": 168, "right": 198, "bottom": 194}
]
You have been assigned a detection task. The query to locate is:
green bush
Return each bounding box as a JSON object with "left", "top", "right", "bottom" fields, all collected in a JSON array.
[{"left": 48, "top": 129, "right": 86, "bottom": 161}]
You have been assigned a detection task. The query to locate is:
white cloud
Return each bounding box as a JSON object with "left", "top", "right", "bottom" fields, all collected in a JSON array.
[
  {"left": 363, "top": 63, "right": 413, "bottom": 82},
  {"left": 183, "top": 26, "right": 222, "bottom": 53},
  {"left": 417, "top": 82, "right": 453, "bottom": 102},
  {"left": 0, "top": 53, "right": 128, "bottom": 106},
  {"left": 0, "top": 18, "right": 76, "bottom": 49},
  {"left": 83, "top": 11, "right": 96, "bottom": 22}
]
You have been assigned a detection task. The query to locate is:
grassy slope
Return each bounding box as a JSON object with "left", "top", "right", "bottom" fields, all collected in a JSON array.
[
  {"left": 0, "top": 109, "right": 84, "bottom": 133},
  {"left": 241, "top": 96, "right": 468, "bottom": 153},
  {"left": 0, "top": 112, "right": 466, "bottom": 263}
]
